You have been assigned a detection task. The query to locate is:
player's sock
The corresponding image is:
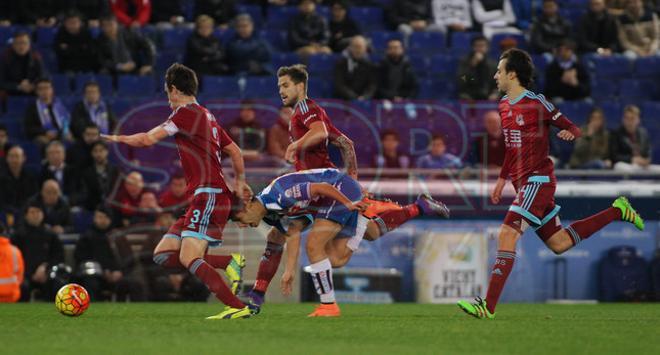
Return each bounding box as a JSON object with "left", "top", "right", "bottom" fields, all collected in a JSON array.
[
  {"left": 153, "top": 250, "right": 184, "bottom": 269},
  {"left": 347, "top": 215, "right": 369, "bottom": 251},
  {"left": 188, "top": 258, "right": 245, "bottom": 309},
  {"left": 203, "top": 254, "right": 232, "bottom": 270},
  {"left": 306, "top": 258, "right": 335, "bottom": 304},
  {"left": 565, "top": 207, "right": 621, "bottom": 246},
  {"left": 253, "top": 242, "right": 284, "bottom": 293},
  {"left": 484, "top": 250, "right": 516, "bottom": 314},
  {"left": 372, "top": 204, "right": 420, "bottom": 234}
]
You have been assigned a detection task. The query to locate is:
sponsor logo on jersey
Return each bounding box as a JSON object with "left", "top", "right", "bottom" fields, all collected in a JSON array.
[
  {"left": 285, "top": 185, "right": 303, "bottom": 199},
  {"left": 515, "top": 114, "right": 524, "bottom": 126},
  {"left": 303, "top": 114, "right": 317, "bottom": 125}
]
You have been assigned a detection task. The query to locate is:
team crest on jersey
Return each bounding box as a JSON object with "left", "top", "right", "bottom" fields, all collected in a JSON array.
[
  {"left": 515, "top": 114, "right": 524, "bottom": 126},
  {"left": 285, "top": 185, "right": 303, "bottom": 199}
]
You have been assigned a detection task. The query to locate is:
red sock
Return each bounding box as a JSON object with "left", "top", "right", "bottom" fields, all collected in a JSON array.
[
  {"left": 153, "top": 250, "right": 232, "bottom": 270},
  {"left": 566, "top": 207, "right": 621, "bottom": 246},
  {"left": 485, "top": 250, "right": 516, "bottom": 314},
  {"left": 254, "top": 242, "right": 284, "bottom": 293},
  {"left": 374, "top": 204, "right": 420, "bottom": 233},
  {"left": 204, "top": 255, "right": 232, "bottom": 269},
  {"left": 188, "top": 258, "right": 245, "bottom": 308}
]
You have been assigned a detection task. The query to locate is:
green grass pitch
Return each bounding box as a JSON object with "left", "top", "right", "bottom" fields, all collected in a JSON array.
[{"left": 1, "top": 303, "right": 659, "bottom": 354}]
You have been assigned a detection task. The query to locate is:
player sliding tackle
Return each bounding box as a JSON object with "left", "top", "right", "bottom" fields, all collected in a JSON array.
[
  {"left": 457, "top": 49, "right": 645, "bottom": 319},
  {"left": 102, "top": 63, "right": 259, "bottom": 320},
  {"left": 231, "top": 168, "right": 450, "bottom": 317}
]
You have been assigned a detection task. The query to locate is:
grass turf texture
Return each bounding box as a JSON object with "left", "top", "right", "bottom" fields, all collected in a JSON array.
[{"left": 1, "top": 303, "right": 659, "bottom": 354}]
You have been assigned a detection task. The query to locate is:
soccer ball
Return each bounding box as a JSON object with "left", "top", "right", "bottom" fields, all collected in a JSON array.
[{"left": 55, "top": 283, "right": 90, "bottom": 317}]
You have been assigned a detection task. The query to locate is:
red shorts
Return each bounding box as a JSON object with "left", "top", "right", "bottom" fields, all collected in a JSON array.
[
  {"left": 165, "top": 188, "right": 231, "bottom": 247},
  {"left": 503, "top": 176, "right": 562, "bottom": 241}
]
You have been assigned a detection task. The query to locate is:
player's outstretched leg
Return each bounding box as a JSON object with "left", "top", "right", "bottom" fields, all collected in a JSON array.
[
  {"left": 247, "top": 228, "right": 286, "bottom": 306},
  {"left": 368, "top": 194, "right": 450, "bottom": 236},
  {"left": 305, "top": 219, "right": 342, "bottom": 317}
]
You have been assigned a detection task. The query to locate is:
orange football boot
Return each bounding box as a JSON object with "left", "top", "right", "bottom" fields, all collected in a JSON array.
[{"left": 307, "top": 303, "right": 341, "bottom": 317}]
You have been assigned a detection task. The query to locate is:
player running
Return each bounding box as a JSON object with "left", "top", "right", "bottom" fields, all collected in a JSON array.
[
  {"left": 246, "top": 65, "right": 425, "bottom": 307},
  {"left": 457, "top": 49, "right": 645, "bottom": 319},
  {"left": 232, "top": 168, "right": 450, "bottom": 317},
  {"left": 102, "top": 63, "right": 258, "bottom": 320}
]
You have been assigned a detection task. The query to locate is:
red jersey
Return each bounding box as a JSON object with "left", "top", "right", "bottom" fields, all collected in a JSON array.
[
  {"left": 289, "top": 98, "right": 344, "bottom": 171},
  {"left": 162, "top": 103, "right": 233, "bottom": 194},
  {"left": 498, "top": 90, "right": 581, "bottom": 189}
]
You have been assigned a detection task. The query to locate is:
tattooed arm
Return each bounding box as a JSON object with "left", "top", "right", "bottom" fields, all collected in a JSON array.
[{"left": 331, "top": 134, "right": 358, "bottom": 180}]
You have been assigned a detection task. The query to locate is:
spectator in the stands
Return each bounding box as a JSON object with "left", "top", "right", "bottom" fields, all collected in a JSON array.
[
  {"left": 376, "top": 39, "right": 419, "bottom": 100},
  {"left": 569, "top": 108, "right": 611, "bottom": 169},
  {"left": 386, "top": 0, "right": 432, "bottom": 38},
  {"left": 373, "top": 129, "right": 410, "bottom": 169},
  {"left": 328, "top": 0, "right": 361, "bottom": 53},
  {"left": 149, "top": 0, "right": 185, "bottom": 29},
  {"left": 70, "top": 82, "right": 117, "bottom": 140},
  {"left": 0, "top": 124, "right": 12, "bottom": 159},
  {"left": 416, "top": 134, "right": 463, "bottom": 169},
  {"left": 334, "top": 35, "right": 377, "bottom": 100},
  {"left": 288, "top": 0, "right": 332, "bottom": 56},
  {"left": 577, "top": 0, "right": 620, "bottom": 55},
  {"left": 0, "top": 32, "right": 46, "bottom": 96},
  {"left": 470, "top": 110, "right": 505, "bottom": 168},
  {"left": 185, "top": 15, "right": 228, "bottom": 76},
  {"left": 111, "top": 171, "right": 147, "bottom": 226},
  {"left": 66, "top": 123, "right": 100, "bottom": 172},
  {"left": 133, "top": 191, "right": 162, "bottom": 224},
  {"left": 97, "top": 15, "right": 155, "bottom": 76},
  {"left": 430, "top": 0, "right": 472, "bottom": 33},
  {"left": 12, "top": 202, "right": 64, "bottom": 301},
  {"left": 24, "top": 79, "right": 72, "bottom": 146},
  {"left": 457, "top": 35, "right": 498, "bottom": 100},
  {"left": 610, "top": 105, "right": 660, "bottom": 172},
  {"left": 110, "top": 0, "right": 152, "bottom": 28},
  {"left": 0, "top": 146, "right": 39, "bottom": 215},
  {"left": 16, "top": 0, "right": 58, "bottom": 27},
  {"left": 618, "top": 0, "right": 660, "bottom": 59},
  {"left": 228, "top": 101, "right": 266, "bottom": 160},
  {"left": 226, "top": 14, "right": 273, "bottom": 75},
  {"left": 267, "top": 106, "right": 293, "bottom": 160},
  {"left": 544, "top": 39, "right": 591, "bottom": 102},
  {"left": 195, "top": 0, "right": 237, "bottom": 29},
  {"left": 66, "top": 0, "right": 111, "bottom": 27},
  {"left": 54, "top": 10, "right": 98, "bottom": 73},
  {"left": 159, "top": 174, "right": 189, "bottom": 211},
  {"left": 472, "top": 0, "right": 520, "bottom": 39},
  {"left": 81, "top": 141, "right": 119, "bottom": 211},
  {"left": 530, "top": 0, "right": 572, "bottom": 55},
  {"left": 39, "top": 141, "right": 78, "bottom": 199},
  {"left": 26, "top": 179, "right": 73, "bottom": 234}
]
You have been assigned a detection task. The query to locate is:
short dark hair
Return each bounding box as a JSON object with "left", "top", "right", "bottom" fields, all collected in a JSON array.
[
  {"left": 431, "top": 134, "right": 446, "bottom": 143},
  {"left": 380, "top": 129, "right": 399, "bottom": 141},
  {"left": 471, "top": 35, "right": 488, "bottom": 46},
  {"left": 91, "top": 140, "right": 109, "bottom": 151},
  {"left": 331, "top": 0, "right": 349, "bottom": 9},
  {"left": 165, "top": 63, "right": 198, "bottom": 96},
  {"left": 95, "top": 205, "right": 113, "bottom": 218},
  {"left": 499, "top": 48, "right": 534, "bottom": 89},
  {"left": 277, "top": 64, "right": 309, "bottom": 88},
  {"left": 83, "top": 81, "right": 100, "bottom": 91},
  {"left": 557, "top": 38, "right": 576, "bottom": 51},
  {"left": 63, "top": 9, "right": 82, "bottom": 20},
  {"left": 13, "top": 31, "right": 30, "bottom": 40},
  {"left": 84, "top": 123, "right": 100, "bottom": 131}
]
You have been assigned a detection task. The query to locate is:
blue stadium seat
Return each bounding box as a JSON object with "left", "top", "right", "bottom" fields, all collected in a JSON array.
[
  {"left": 317, "top": 6, "right": 331, "bottom": 20},
  {"left": 620, "top": 79, "right": 659, "bottom": 101},
  {"left": 22, "top": 142, "right": 42, "bottom": 170},
  {"left": 407, "top": 53, "right": 428, "bottom": 76},
  {"left": 559, "top": 8, "right": 586, "bottom": 26},
  {"left": 51, "top": 74, "right": 71, "bottom": 95},
  {"left": 34, "top": 27, "right": 58, "bottom": 48},
  {"left": 449, "top": 32, "right": 480, "bottom": 55},
  {"left": 349, "top": 7, "right": 385, "bottom": 31},
  {"left": 243, "top": 77, "right": 279, "bottom": 99},
  {"left": 418, "top": 79, "right": 455, "bottom": 99},
  {"left": 271, "top": 52, "right": 302, "bottom": 70},
  {"left": 110, "top": 98, "right": 134, "bottom": 117},
  {"left": 307, "top": 78, "right": 333, "bottom": 98},
  {"left": 591, "top": 78, "right": 619, "bottom": 100},
  {"left": 74, "top": 73, "right": 114, "bottom": 95},
  {"left": 633, "top": 56, "right": 660, "bottom": 77},
  {"left": 428, "top": 54, "right": 458, "bottom": 78},
  {"left": 155, "top": 50, "right": 183, "bottom": 74},
  {"left": 0, "top": 27, "right": 12, "bottom": 46},
  {"left": 599, "top": 101, "right": 623, "bottom": 126},
  {"left": 73, "top": 209, "right": 93, "bottom": 234},
  {"left": 161, "top": 28, "right": 193, "bottom": 51},
  {"left": 531, "top": 54, "right": 548, "bottom": 74},
  {"left": 40, "top": 50, "right": 58, "bottom": 73},
  {"left": 201, "top": 76, "right": 241, "bottom": 99},
  {"left": 556, "top": 101, "right": 593, "bottom": 126},
  {"left": 0, "top": 116, "right": 23, "bottom": 140},
  {"left": 641, "top": 101, "right": 660, "bottom": 120},
  {"left": 266, "top": 6, "right": 298, "bottom": 30},
  {"left": 5, "top": 96, "right": 32, "bottom": 115},
  {"left": 369, "top": 31, "right": 404, "bottom": 53},
  {"left": 590, "top": 56, "right": 632, "bottom": 79},
  {"left": 409, "top": 32, "right": 446, "bottom": 54},
  {"left": 117, "top": 75, "right": 156, "bottom": 97},
  {"left": 260, "top": 30, "right": 289, "bottom": 52},
  {"left": 237, "top": 4, "right": 264, "bottom": 26},
  {"left": 307, "top": 53, "right": 339, "bottom": 77}
]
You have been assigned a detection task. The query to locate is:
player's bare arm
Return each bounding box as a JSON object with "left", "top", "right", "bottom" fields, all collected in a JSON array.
[
  {"left": 223, "top": 141, "right": 253, "bottom": 202},
  {"left": 330, "top": 134, "right": 358, "bottom": 180},
  {"left": 101, "top": 125, "right": 169, "bottom": 147},
  {"left": 309, "top": 183, "right": 368, "bottom": 212},
  {"left": 285, "top": 121, "right": 328, "bottom": 163},
  {"left": 280, "top": 219, "right": 306, "bottom": 296}
]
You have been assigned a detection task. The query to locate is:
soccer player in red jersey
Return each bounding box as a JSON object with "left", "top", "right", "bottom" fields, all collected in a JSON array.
[
  {"left": 457, "top": 49, "right": 645, "bottom": 319},
  {"left": 102, "top": 63, "right": 258, "bottom": 319}
]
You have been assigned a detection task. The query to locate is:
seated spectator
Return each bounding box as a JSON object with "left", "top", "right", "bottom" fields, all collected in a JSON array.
[
  {"left": 472, "top": 0, "right": 520, "bottom": 39},
  {"left": 66, "top": 0, "right": 111, "bottom": 28},
  {"left": 70, "top": 82, "right": 117, "bottom": 140},
  {"left": 110, "top": 0, "right": 152, "bottom": 29},
  {"left": 24, "top": 79, "right": 72, "bottom": 146},
  {"left": 54, "top": 10, "right": 98, "bottom": 73},
  {"left": 328, "top": 0, "right": 361, "bottom": 52},
  {"left": 430, "top": 0, "right": 472, "bottom": 33},
  {"left": 544, "top": 40, "right": 590, "bottom": 102},
  {"left": 97, "top": 15, "right": 155, "bottom": 76},
  {"left": 150, "top": 0, "right": 185, "bottom": 28},
  {"left": 0, "top": 146, "right": 39, "bottom": 216},
  {"left": 39, "top": 141, "right": 78, "bottom": 199},
  {"left": 81, "top": 141, "right": 120, "bottom": 211},
  {"left": 17, "top": 0, "right": 58, "bottom": 27},
  {"left": 185, "top": 15, "right": 228, "bottom": 76},
  {"left": 26, "top": 179, "right": 74, "bottom": 234},
  {"left": 288, "top": 0, "right": 332, "bottom": 57},
  {"left": 110, "top": 171, "right": 148, "bottom": 226},
  {"left": 386, "top": 0, "right": 432, "bottom": 37},
  {"left": 67, "top": 124, "right": 100, "bottom": 172},
  {"left": 373, "top": 129, "right": 410, "bottom": 169},
  {"left": 617, "top": 0, "right": 660, "bottom": 59},
  {"left": 12, "top": 202, "right": 64, "bottom": 301},
  {"left": 377, "top": 39, "right": 418, "bottom": 100},
  {"left": 530, "top": 0, "right": 572, "bottom": 55},
  {"left": 569, "top": 108, "right": 611, "bottom": 169},
  {"left": 470, "top": 110, "right": 505, "bottom": 168},
  {"left": 267, "top": 106, "right": 293, "bottom": 160},
  {"left": 0, "top": 124, "right": 12, "bottom": 159},
  {"left": 0, "top": 32, "right": 46, "bottom": 96},
  {"left": 74, "top": 206, "right": 144, "bottom": 301},
  {"left": 134, "top": 191, "right": 162, "bottom": 224},
  {"left": 334, "top": 36, "right": 377, "bottom": 100},
  {"left": 0, "top": 221, "right": 24, "bottom": 303},
  {"left": 577, "top": 0, "right": 620, "bottom": 55},
  {"left": 159, "top": 174, "right": 189, "bottom": 211},
  {"left": 228, "top": 101, "right": 267, "bottom": 160},
  {"left": 416, "top": 134, "right": 463, "bottom": 169},
  {"left": 195, "top": 0, "right": 237, "bottom": 29},
  {"left": 226, "top": 14, "right": 272, "bottom": 75},
  {"left": 457, "top": 35, "right": 498, "bottom": 100},
  {"left": 610, "top": 105, "right": 660, "bottom": 171}
]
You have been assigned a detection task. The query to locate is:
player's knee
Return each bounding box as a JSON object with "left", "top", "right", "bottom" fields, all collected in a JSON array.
[
  {"left": 178, "top": 251, "right": 195, "bottom": 269},
  {"left": 306, "top": 243, "right": 325, "bottom": 259},
  {"left": 267, "top": 229, "right": 286, "bottom": 245},
  {"left": 498, "top": 225, "right": 521, "bottom": 247}
]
